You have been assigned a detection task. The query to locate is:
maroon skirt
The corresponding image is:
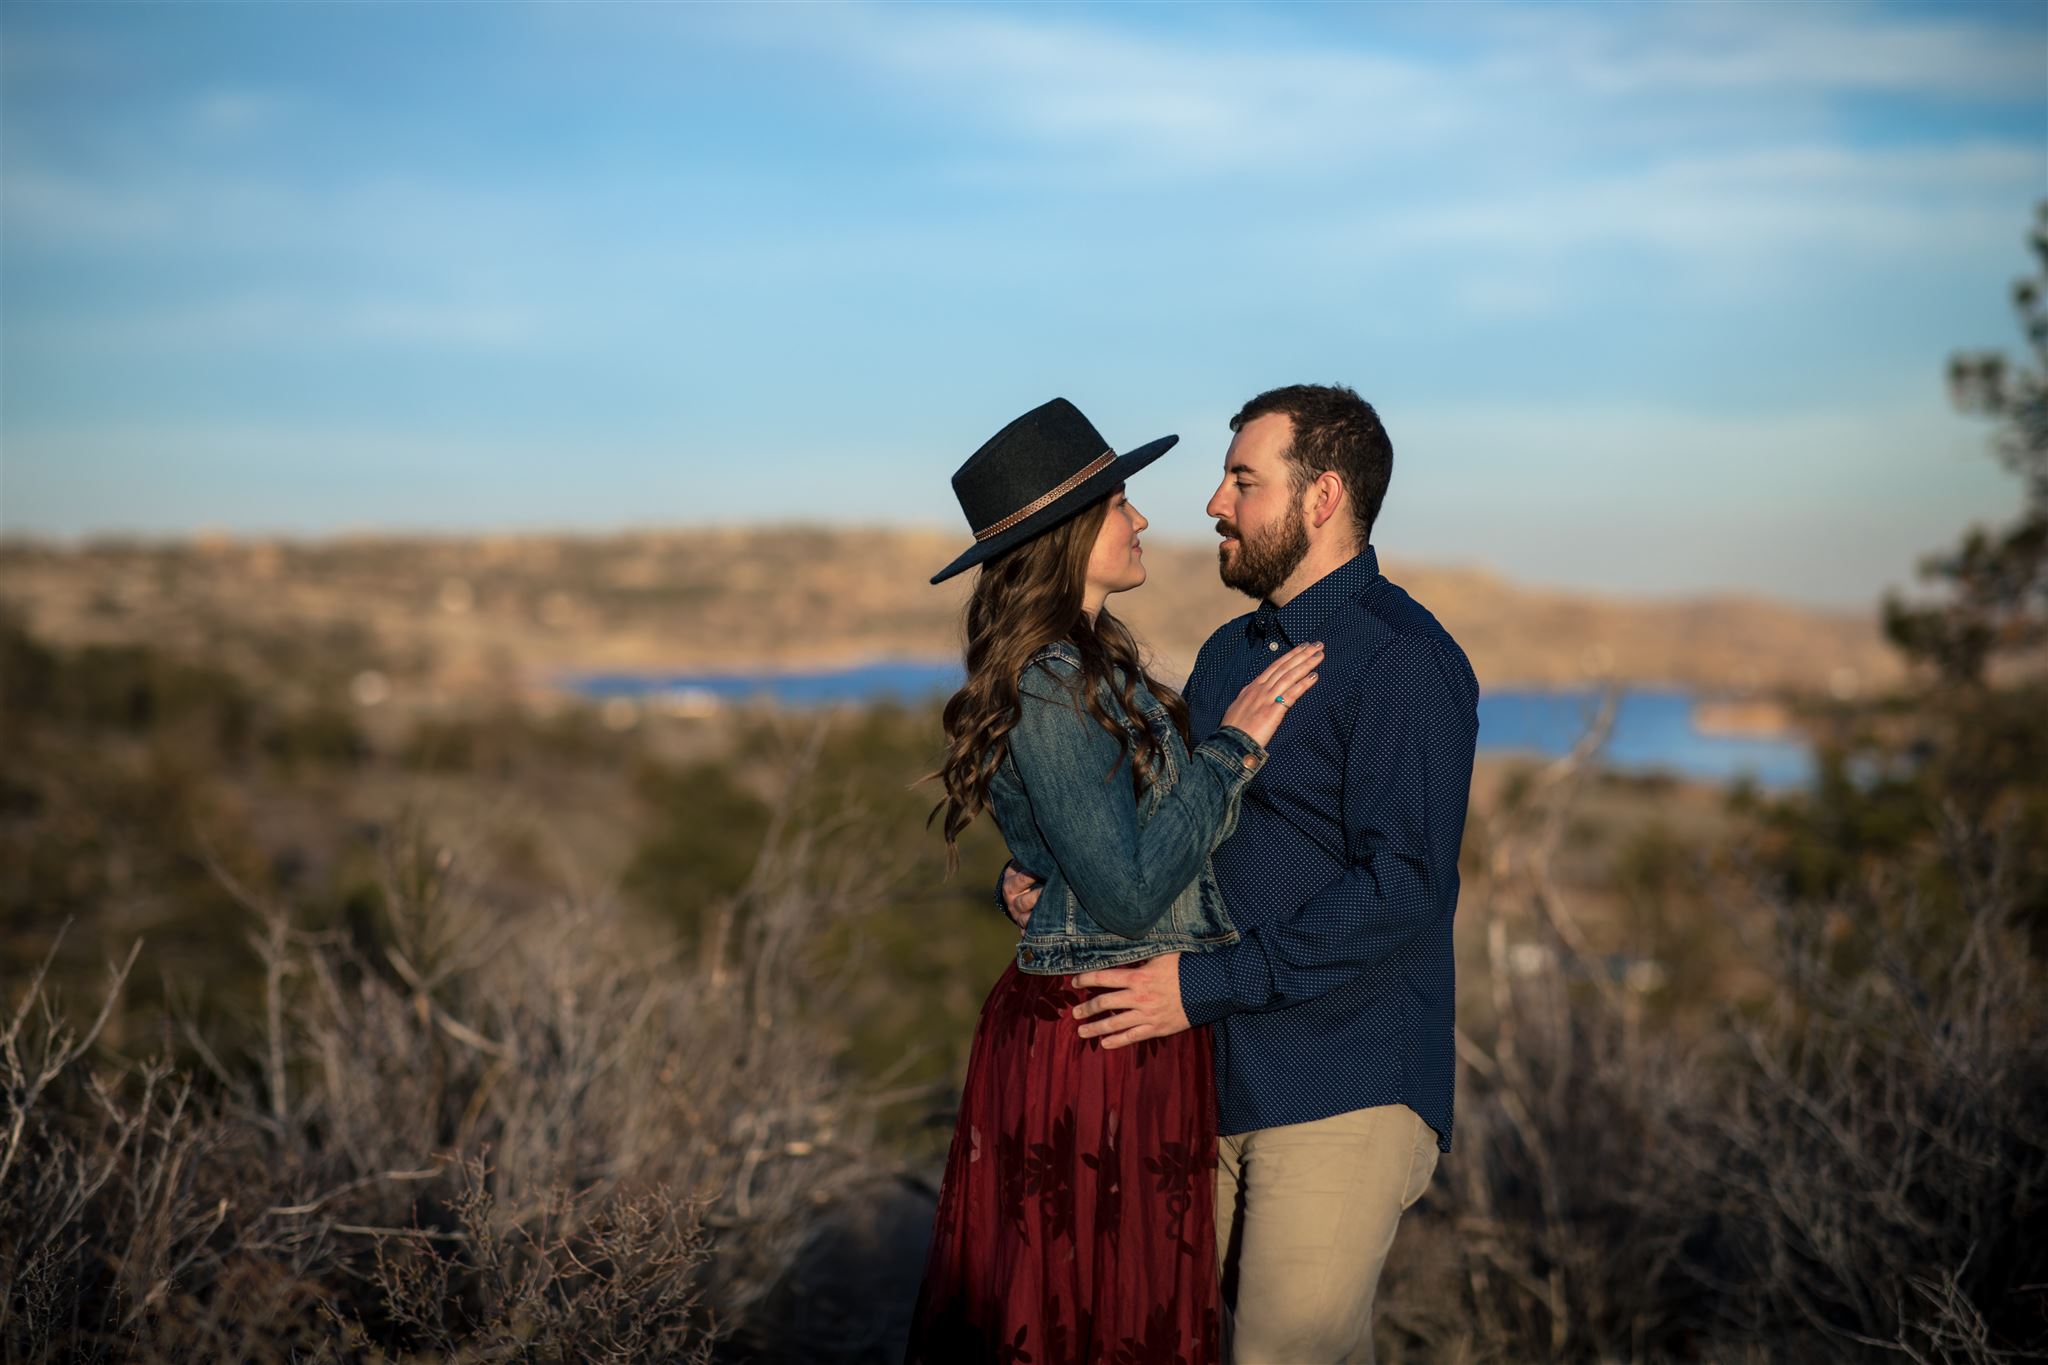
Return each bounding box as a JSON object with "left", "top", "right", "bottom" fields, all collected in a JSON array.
[{"left": 904, "top": 962, "right": 1222, "bottom": 1365}]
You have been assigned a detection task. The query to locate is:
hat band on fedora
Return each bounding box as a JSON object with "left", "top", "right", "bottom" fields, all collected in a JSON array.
[{"left": 973, "top": 449, "right": 1115, "bottom": 542}]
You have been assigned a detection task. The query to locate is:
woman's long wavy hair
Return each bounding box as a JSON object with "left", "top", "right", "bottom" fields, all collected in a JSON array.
[{"left": 929, "top": 494, "right": 1192, "bottom": 870}]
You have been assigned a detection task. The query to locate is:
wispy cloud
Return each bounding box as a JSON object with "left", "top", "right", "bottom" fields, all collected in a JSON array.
[
  {"left": 1468, "top": 2, "right": 2043, "bottom": 99},
  {"left": 738, "top": 1, "right": 2040, "bottom": 297},
  {"left": 1367, "top": 143, "right": 2039, "bottom": 281},
  {"left": 19, "top": 294, "right": 543, "bottom": 354},
  {"left": 1, "top": 166, "right": 174, "bottom": 243},
  {"left": 754, "top": 6, "right": 1458, "bottom": 175},
  {"left": 1, "top": 154, "right": 546, "bottom": 258},
  {"left": 763, "top": 1, "right": 2039, "bottom": 176},
  {"left": 189, "top": 88, "right": 291, "bottom": 137}
]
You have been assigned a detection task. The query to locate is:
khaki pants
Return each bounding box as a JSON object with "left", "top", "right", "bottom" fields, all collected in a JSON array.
[{"left": 1215, "top": 1103, "right": 1440, "bottom": 1365}]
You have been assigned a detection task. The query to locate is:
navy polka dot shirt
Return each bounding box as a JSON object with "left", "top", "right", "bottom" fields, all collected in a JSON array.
[{"left": 1178, "top": 547, "right": 1479, "bottom": 1150}]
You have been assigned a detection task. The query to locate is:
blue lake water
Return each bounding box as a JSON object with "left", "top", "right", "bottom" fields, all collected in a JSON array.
[{"left": 565, "top": 661, "right": 1813, "bottom": 788}]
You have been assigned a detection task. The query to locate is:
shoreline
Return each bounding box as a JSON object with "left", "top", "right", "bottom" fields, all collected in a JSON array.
[{"left": 538, "top": 656, "right": 1825, "bottom": 706}]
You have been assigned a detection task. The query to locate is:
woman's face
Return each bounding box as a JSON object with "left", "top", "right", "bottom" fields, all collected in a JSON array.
[{"left": 1083, "top": 488, "right": 1150, "bottom": 603}]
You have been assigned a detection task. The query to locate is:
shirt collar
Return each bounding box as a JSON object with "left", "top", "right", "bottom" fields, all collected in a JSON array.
[{"left": 1247, "top": 546, "right": 1382, "bottom": 645}]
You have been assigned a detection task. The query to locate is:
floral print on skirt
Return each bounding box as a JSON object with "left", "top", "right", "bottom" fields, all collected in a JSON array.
[{"left": 904, "top": 961, "right": 1221, "bottom": 1365}]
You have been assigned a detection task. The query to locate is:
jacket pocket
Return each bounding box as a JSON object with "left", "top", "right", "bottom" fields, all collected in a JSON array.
[{"left": 1024, "top": 872, "right": 1089, "bottom": 939}]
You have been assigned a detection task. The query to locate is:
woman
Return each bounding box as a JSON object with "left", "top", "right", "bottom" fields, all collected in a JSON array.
[{"left": 905, "top": 398, "right": 1322, "bottom": 1365}]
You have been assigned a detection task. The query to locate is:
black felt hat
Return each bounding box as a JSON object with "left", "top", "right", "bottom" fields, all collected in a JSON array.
[{"left": 930, "top": 398, "right": 1178, "bottom": 584}]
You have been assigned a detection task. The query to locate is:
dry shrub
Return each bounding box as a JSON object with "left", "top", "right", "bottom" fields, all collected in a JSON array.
[
  {"left": 359, "top": 1153, "right": 712, "bottom": 1364},
  {"left": 1, "top": 742, "right": 892, "bottom": 1363},
  {"left": 1699, "top": 833, "right": 2048, "bottom": 1362},
  {"left": 1379, "top": 713, "right": 2048, "bottom": 1364}
]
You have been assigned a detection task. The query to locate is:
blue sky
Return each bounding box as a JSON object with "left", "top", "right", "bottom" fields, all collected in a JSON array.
[{"left": 2, "top": 1, "right": 2043, "bottom": 606}]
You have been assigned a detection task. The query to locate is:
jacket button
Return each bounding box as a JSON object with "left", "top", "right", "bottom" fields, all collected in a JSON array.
[
  {"left": 1020, "top": 947, "right": 1035, "bottom": 963},
  {"left": 1242, "top": 753, "right": 1260, "bottom": 770}
]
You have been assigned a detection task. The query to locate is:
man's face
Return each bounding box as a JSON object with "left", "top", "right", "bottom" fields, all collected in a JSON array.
[{"left": 1207, "top": 413, "right": 1309, "bottom": 601}]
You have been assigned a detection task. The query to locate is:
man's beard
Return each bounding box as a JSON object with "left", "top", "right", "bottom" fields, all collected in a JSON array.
[{"left": 1217, "top": 510, "right": 1310, "bottom": 601}]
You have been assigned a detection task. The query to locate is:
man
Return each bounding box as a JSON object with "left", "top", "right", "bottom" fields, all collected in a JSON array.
[{"left": 1001, "top": 384, "right": 1479, "bottom": 1364}]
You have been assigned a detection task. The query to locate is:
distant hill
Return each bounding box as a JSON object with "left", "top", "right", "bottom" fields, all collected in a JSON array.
[{"left": 0, "top": 527, "right": 1903, "bottom": 699}]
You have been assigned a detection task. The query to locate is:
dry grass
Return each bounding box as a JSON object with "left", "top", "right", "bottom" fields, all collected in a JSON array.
[
  {"left": 1378, "top": 706, "right": 2048, "bottom": 1364},
  {"left": 0, "top": 744, "right": 900, "bottom": 1363}
]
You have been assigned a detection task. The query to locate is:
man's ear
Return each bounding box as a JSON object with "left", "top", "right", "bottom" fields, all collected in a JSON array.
[{"left": 1308, "top": 470, "right": 1349, "bottom": 532}]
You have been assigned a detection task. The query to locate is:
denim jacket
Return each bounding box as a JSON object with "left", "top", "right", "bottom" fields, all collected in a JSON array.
[{"left": 987, "top": 640, "right": 1268, "bottom": 974}]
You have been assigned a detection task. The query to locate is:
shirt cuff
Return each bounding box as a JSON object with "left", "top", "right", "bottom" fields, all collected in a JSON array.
[
  {"left": 1179, "top": 931, "right": 1278, "bottom": 1025},
  {"left": 1192, "top": 724, "right": 1267, "bottom": 786},
  {"left": 1180, "top": 945, "right": 1238, "bottom": 1027}
]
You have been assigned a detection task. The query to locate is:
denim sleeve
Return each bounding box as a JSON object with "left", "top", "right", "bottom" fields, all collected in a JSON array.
[
  {"left": 1180, "top": 635, "right": 1477, "bottom": 1022},
  {"left": 1009, "top": 658, "right": 1265, "bottom": 939}
]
